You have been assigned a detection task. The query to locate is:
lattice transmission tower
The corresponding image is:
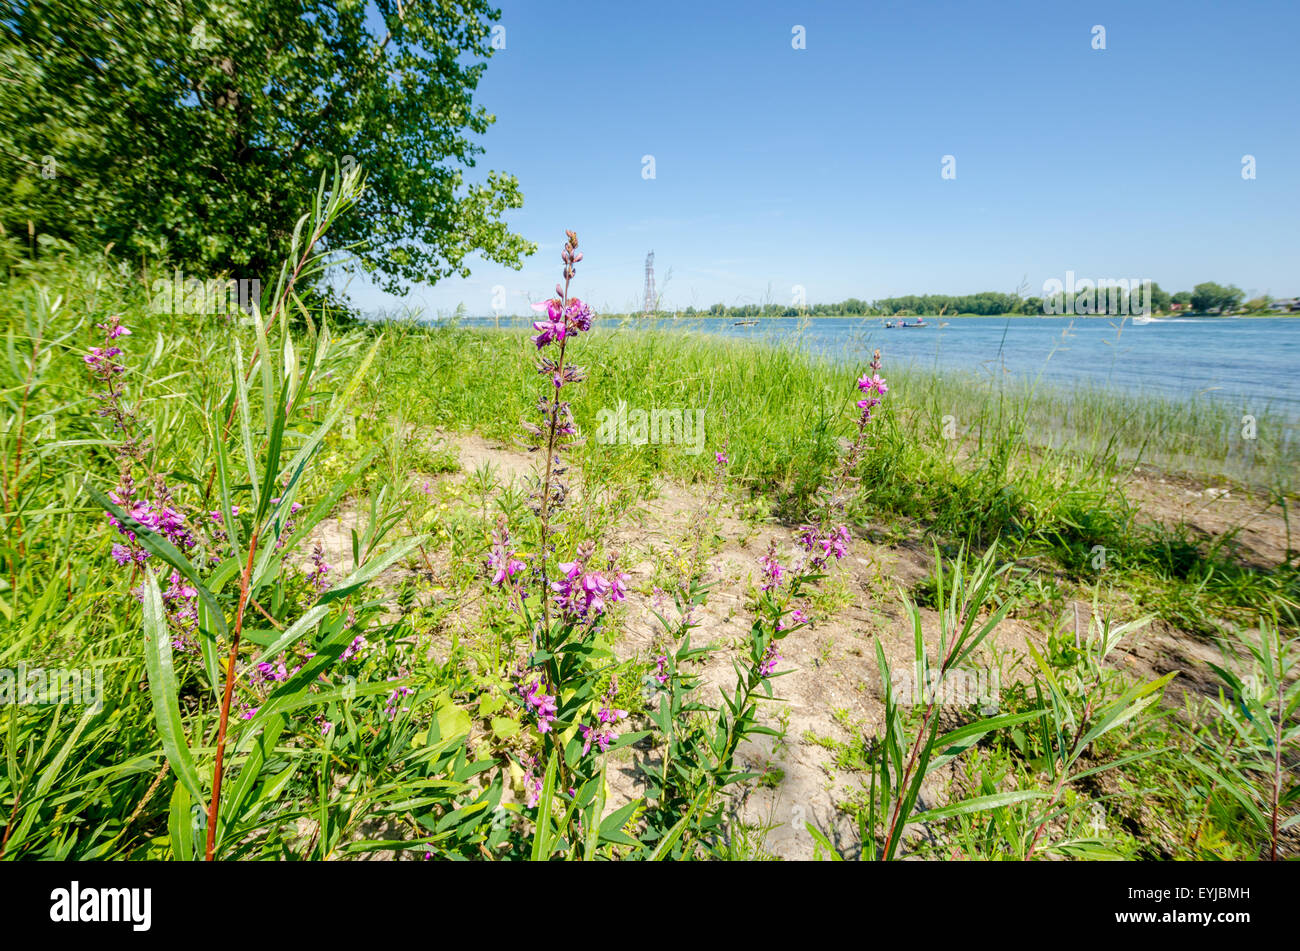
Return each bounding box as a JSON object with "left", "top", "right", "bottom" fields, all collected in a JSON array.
[{"left": 642, "top": 251, "right": 656, "bottom": 316}]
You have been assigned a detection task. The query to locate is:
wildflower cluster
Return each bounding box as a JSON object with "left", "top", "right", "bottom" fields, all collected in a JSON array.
[
  {"left": 776, "top": 607, "right": 809, "bottom": 633},
  {"left": 795, "top": 523, "right": 853, "bottom": 570},
  {"left": 580, "top": 678, "right": 628, "bottom": 756},
  {"left": 758, "top": 540, "right": 784, "bottom": 591},
  {"left": 89, "top": 317, "right": 201, "bottom": 647},
  {"left": 385, "top": 682, "right": 414, "bottom": 720},
  {"left": 518, "top": 675, "right": 558, "bottom": 734},
  {"left": 758, "top": 641, "right": 782, "bottom": 677},
  {"left": 826, "top": 348, "right": 889, "bottom": 508},
  {"left": 520, "top": 754, "right": 545, "bottom": 808},
  {"left": 522, "top": 231, "right": 589, "bottom": 543},
  {"left": 653, "top": 653, "right": 670, "bottom": 686},
  {"left": 531, "top": 297, "right": 593, "bottom": 351},
  {"left": 162, "top": 571, "right": 199, "bottom": 650},
  {"left": 84, "top": 315, "right": 134, "bottom": 437},
  {"left": 552, "top": 540, "right": 629, "bottom": 623},
  {"left": 780, "top": 348, "right": 890, "bottom": 585},
  {"left": 486, "top": 517, "right": 526, "bottom": 587},
  {"left": 238, "top": 630, "right": 365, "bottom": 726},
  {"left": 306, "top": 541, "right": 332, "bottom": 597}
]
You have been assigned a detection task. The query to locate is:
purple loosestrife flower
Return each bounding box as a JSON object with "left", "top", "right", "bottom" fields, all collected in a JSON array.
[
  {"left": 85, "top": 316, "right": 139, "bottom": 440},
  {"left": 103, "top": 473, "right": 196, "bottom": 564},
  {"left": 250, "top": 659, "right": 289, "bottom": 686},
  {"left": 521, "top": 230, "right": 595, "bottom": 653},
  {"left": 857, "top": 373, "right": 888, "bottom": 396},
  {"left": 487, "top": 519, "right": 527, "bottom": 586},
  {"left": 777, "top": 607, "right": 809, "bottom": 632},
  {"left": 99, "top": 318, "right": 131, "bottom": 341},
  {"left": 385, "top": 683, "right": 414, "bottom": 720},
  {"left": 854, "top": 352, "right": 888, "bottom": 425},
  {"left": 824, "top": 525, "right": 852, "bottom": 561},
  {"left": 531, "top": 295, "right": 593, "bottom": 350},
  {"left": 758, "top": 540, "right": 784, "bottom": 591},
  {"left": 651, "top": 586, "right": 668, "bottom": 612},
  {"left": 598, "top": 702, "right": 627, "bottom": 725},
  {"left": 520, "top": 754, "right": 544, "bottom": 808},
  {"left": 759, "top": 641, "right": 782, "bottom": 678},
  {"left": 580, "top": 679, "right": 628, "bottom": 756},
  {"left": 84, "top": 347, "right": 123, "bottom": 372},
  {"left": 162, "top": 569, "right": 198, "bottom": 632},
  {"left": 653, "top": 654, "right": 670, "bottom": 685},
  {"left": 306, "top": 541, "right": 332, "bottom": 597},
  {"left": 815, "top": 348, "right": 888, "bottom": 517},
  {"left": 340, "top": 634, "right": 367, "bottom": 663},
  {"left": 518, "top": 677, "right": 558, "bottom": 733},
  {"left": 551, "top": 542, "right": 630, "bottom": 622},
  {"left": 90, "top": 318, "right": 200, "bottom": 572},
  {"left": 530, "top": 298, "right": 564, "bottom": 348}
]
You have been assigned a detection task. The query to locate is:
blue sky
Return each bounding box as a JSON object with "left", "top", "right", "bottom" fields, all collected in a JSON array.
[{"left": 343, "top": 0, "right": 1300, "bottom": 316}]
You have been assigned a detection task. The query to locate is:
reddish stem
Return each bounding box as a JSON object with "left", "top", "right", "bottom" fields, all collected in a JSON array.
[{"left": 205, "top": 530, "right": 259, "bottom": 860}]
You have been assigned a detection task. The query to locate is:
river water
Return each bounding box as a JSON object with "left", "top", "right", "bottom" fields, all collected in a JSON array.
[{"left": 453, "top": 315, "right": 1300, "bottom": 420}]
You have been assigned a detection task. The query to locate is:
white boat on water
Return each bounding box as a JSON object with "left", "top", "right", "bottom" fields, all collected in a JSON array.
[{"left": 1131, "top": 314, "right": 1158, "bottom": 325}]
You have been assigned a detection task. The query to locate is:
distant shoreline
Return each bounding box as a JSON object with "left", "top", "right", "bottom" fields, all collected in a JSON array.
[
  {"left": 582, "top": 312, "right": 1300, "bottom": 321},
  {"left": 437, "top": 311, "right": 1300, "bottom": 324}
]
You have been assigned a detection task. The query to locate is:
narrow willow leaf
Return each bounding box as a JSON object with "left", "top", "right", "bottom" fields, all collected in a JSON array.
[
  {"left": 531, "top": 753, "right": 558, "bottom": 861},
  {"left": 910, "top": 789, "right": 1048, "bottom": 824},
  {"left": 141, "top": 568, "right": 205, "bottom": 805}
]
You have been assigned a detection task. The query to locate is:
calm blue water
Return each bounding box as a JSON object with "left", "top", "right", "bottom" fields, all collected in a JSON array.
[{"left": 453, "top": 315, "right": 1300, "bottom": 420}]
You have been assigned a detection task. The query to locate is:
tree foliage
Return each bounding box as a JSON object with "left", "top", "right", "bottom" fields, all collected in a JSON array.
[
  {"left": 1190, "top": 282, "right": 1245, "bottom": 314},
  {"left": 0, "top": 0, "right": 534, "bottom": 294}
]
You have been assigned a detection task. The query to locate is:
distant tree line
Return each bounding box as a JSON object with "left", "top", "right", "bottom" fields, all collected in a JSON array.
[{"left": 662, "top": 281, "right": 1268, "bottom": 317}]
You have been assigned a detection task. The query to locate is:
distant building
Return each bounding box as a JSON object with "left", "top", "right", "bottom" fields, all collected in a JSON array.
[{"left": 1268, "top": 297, "right": 1300, "bottom": 312}]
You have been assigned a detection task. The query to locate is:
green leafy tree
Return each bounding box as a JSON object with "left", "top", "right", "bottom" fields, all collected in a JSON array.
[
  {"left": 1190, "top": 282, "right": 1245, "bottom": 314},
  {"left": 0, "top": 0, "right": 533, "bottom": 294},
  {"left": 1147, "top": 282, "right": 1171, "bottom": 313}
]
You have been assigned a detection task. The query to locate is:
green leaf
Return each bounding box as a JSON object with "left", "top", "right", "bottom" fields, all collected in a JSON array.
[
  {"left": 647, "top": 793, "right": 703, "bottom": 860},
  {"left": 806, "top": 823, "right": 844, "bottom": 861},
  {"left": 168, "top": 782, "right": 196, "bottom": 861},
  {"left": 531, "top": 753, "right": 559, "bottom": 861},
  {"left": 437, "top": 703, "right": 472, "bottom": 742},
  {"left": 928, "top": 709, "right": 1048, "bottom": 773},
  {"left": 141, "top": 568, "right": 205, "bottom": 806},
  {"left": 910, "top": 789, "right": 1048, "bottom": 823}
]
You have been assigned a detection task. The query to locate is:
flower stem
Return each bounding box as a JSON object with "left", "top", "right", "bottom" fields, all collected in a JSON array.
[{"left": 205, "top": 529, "right": 259, "bottom": 860}]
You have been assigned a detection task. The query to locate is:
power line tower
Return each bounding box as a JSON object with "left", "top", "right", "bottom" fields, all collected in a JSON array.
[{"left": 642, "top": 251, "right": 656, "bottom": 316}]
